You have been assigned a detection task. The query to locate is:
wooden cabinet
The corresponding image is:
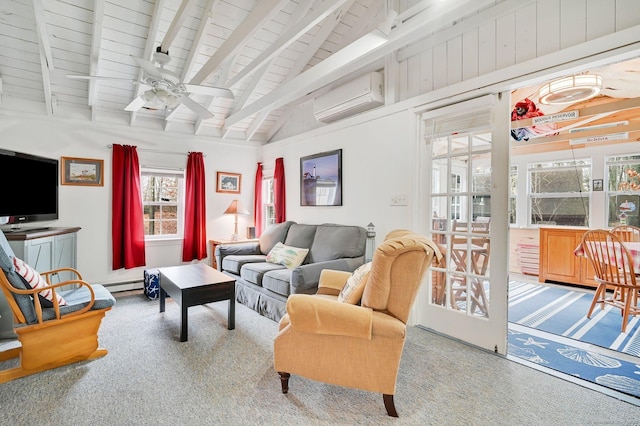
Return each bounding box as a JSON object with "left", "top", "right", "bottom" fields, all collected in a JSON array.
[
  {"left": 539, "top": 227, "right": 597, "bottom": 288},
  {"left": 5, "top": 227, "right": 80, "bottom": 284}
]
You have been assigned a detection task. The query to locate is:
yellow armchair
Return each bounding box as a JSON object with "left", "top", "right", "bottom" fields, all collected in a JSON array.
[{"left": 274, "top": 230, "right": 440, "bottom": 417}]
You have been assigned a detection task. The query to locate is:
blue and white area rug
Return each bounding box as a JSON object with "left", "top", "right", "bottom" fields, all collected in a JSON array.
[
  {"left": 508, "top": 324, "right": 640, "bottom": 399},
  {"left": 509, "top": 281, "right": 640, "bottom": 357}
]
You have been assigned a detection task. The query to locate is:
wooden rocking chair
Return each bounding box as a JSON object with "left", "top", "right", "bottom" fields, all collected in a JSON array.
[{"left": 0, "top": 230, "right": 115, "bottom": 383}]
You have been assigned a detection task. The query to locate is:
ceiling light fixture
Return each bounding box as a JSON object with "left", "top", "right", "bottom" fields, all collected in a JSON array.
[
  {"left": 141, "top": 87, "right": 181, "bottom": 109},
  {"left": 538, "top": 74, "right": 603, "bottom": 105}
]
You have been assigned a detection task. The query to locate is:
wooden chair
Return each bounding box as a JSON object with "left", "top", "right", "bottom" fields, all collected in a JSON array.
[
  {"left": 449, "top": 219, "right": 490, "bottom": 315},
  {"left": 581, "top": 229, "right": 639, "bottom": 332},
  {"left": 611, "top": 225, "right": 640, "bottom": 242},
  {"left": 609, "top": 225, "right": 640, "bottom": 301},
  {"left": 0, "top": 231, "right": 115, "bottom": 383}
]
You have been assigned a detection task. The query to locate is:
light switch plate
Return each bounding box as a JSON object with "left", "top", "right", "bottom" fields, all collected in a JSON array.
[{"left": 390, "top": 194, "right": 408, "bottom": 206}]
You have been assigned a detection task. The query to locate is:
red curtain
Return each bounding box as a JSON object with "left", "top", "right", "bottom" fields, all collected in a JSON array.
[
  {"left": 182, "top": 152, "right": 207, "bottom": 261},
  {"left": 112, "top": 144, "right": 146, "bottom": 270},
  {"left": 253, "top": 162, "right": 264, "bottom": 237},
  {"left": 274, "top": 157, "right": 286, "bottom": 223}
]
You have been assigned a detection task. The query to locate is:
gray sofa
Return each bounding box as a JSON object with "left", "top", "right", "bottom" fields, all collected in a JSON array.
[{"left": 215, "top": 221, "right": 366, "bottom": 321}]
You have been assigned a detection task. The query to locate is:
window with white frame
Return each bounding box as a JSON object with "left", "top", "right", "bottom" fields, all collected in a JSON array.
[
  {"left": 605, "top": 154, "right": 640, "bottom": 227},
  {"left": 528, "top": 159, "right": 591, "bottom": 226},
  {"left": 141, "top": 168, "right": 184, "bottom": 238},
  {"left": 263, "top": 177, "right": 275, "bottom": 230},
  {"left": 472, "top": 166, "right": 491, "bottom": 220}
]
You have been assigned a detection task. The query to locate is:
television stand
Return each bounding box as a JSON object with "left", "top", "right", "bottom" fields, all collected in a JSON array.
[
  {"left": 6, "top": 226, "right": 51, "bottom": 233},
  {"left": 3, "top": 227, "right": 81, "bottom": 282}
]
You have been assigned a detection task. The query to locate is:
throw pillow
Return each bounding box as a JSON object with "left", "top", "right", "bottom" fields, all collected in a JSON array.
[
  {"left": 12, "top": 257, "right": 66, "bottom": 307},
  {"left": 338, "top": 262, "right": 372, "bottom": 304},
  {"left": 266, "top": 242, "right": 309, "bottom": 269}
]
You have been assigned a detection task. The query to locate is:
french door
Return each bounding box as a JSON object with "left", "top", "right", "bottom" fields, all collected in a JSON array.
[{"left": 415, "top": 95, "right": 510, "bottom": 354}]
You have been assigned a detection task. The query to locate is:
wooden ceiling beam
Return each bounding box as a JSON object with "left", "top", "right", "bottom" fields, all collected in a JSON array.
[
  {"left": 226, "top": 0, "right": 492, "bottom": 128},
  {"left": 87, "top": 0, "right": 106, "bottom": 109},
  {"left": 224, "top": 0, "right": 351, "bottom": 89},
  {"left": 510, "top": 97, "right": 640, "bottom": 128},
  {"left": 160, "top": 0, "right": 197, "bottom": 52},
  {"left": 32, "top": 0, "right": 53, "bottom": 115},
  {"left": 165, "top": 0, "right": 220, "bottom": 124},
  {"left": 129, "top": 0, "right": 167, "bottom": 126},
  {"left": 189, "top": 0, "right": 289, "bottom": 85}
]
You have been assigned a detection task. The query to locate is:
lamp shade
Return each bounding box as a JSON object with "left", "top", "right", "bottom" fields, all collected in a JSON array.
[{"left": 224, "top": 199, "right": 249, "bottom": 215}]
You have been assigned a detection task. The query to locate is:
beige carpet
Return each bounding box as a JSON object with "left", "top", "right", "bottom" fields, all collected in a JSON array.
[{"left": 1, "top": 290, "right": 639, "bottom": 425}]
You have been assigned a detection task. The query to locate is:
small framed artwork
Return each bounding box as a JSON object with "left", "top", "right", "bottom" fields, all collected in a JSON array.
[
  {"left": 300, "top": 149, "right": 342, "bottom": 206},
  {"left": 592, "top": 179, "right": 603, "bottom": 191},
  {"left": 61, "top": 157, "right": 104, "bottom": 186},
  {"left": 216, "top": 171, "right": 241, "bottom": 194}
]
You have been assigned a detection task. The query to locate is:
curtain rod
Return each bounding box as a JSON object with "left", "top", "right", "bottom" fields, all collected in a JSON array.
[{"left": 106, "top": 145, "right": 205, "bottom": 157}]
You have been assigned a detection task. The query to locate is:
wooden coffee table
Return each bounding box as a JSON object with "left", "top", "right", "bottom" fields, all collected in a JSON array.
[{"left": 159, "top": 263, "right": 235, "bottom": 342}]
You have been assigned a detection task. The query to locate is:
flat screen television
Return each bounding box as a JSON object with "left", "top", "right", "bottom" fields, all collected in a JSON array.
[{"left": 0, "top": 149, "right": 59, "bottom": 227}]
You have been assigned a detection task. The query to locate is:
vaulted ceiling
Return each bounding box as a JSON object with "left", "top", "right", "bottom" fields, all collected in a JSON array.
[{"left": 0, "top": 0, "right": 458, "bottom": 144}]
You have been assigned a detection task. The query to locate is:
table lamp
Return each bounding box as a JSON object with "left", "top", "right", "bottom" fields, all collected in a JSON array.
[{"left": 224, "top": 199, "right": 249, "bottom": 241}]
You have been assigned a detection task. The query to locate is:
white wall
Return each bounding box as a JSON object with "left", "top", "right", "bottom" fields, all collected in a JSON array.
[
  {"left": 0, "top": 114, "right": 260, "bottom": 286},
  {"left": 262, "top": 110, "right": 418, "bottom": 241}
]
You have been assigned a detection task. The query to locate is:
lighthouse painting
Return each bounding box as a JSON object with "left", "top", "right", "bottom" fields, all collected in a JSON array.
[{"left": 300, "top": 149, "right": 342, "bottom": 206}]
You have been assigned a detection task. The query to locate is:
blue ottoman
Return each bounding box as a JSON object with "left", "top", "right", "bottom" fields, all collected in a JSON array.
[{"left": 144, "top": 268, "right": 160, "bottom": 300}]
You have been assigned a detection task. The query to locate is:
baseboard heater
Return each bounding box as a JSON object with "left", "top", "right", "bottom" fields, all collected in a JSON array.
[{"left": 101, "top": 279, "right": 143, "bottom": 293}]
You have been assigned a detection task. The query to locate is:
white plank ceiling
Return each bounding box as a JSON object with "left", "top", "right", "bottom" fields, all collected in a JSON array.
[{"left": 0, "top": 0, "right": 457, "bottom": 143}]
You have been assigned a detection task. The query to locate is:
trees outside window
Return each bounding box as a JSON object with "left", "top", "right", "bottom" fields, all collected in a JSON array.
[
  {"left": 528, "top": 159, "right": 591, "bottom": 226},
  {"left": 263, "top": 177, "right": 275, "bottom": 230},
  {"left": 141, "top": 168, "right": 184, "bottom": 238}
]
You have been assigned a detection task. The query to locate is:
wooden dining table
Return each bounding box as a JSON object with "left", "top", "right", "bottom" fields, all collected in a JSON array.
[{"left": 574, "top": 240, "right": 640, "bottom": 271}]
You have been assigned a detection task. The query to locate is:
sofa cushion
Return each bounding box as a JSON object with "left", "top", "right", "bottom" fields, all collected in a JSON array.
[
  {"left": 241, "top": 262, "right": 286, "bottom": 286},
  {"left": 283, "top": 224, "right": 317, "bottom": 252},
  {"left": 338, "top": 262, "right": 372, "bottom": 304},
  {"left": 222, "top": 254, "right": 267, "bottom": 275},
  {"left": 259, "top": 221, "right": 295, "bottom": 254},
  {"left": 45, "top": 284, "right": 116, "bottom": 320},
  {"left": 262, "top": 269, "right": 292, "bottom": 297},
  {"left": 13, "top": 257, "right": 67, "bottom": 307},
  {"left": 308, "top": 224, "right": 366, "bottom": 263},
  {"left": 266, "top": 242, "right": 309, "bottom": 269}
]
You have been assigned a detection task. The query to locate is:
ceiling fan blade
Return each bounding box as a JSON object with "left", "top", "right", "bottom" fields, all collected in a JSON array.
[
  {"left": 183, "top": 84, "right": 234, "bottom": 99},
  {"left": 178, "top": 94, "right": 214, "bottom": 120},
  {"left": 130, "top": 56, "right": 164, "bottom": 80},
  {"left": 67, "top": 75, "right": 140, "bottom": 84},
  {"left": 124, "top": 95, "right": 146, "bottom": 112}
]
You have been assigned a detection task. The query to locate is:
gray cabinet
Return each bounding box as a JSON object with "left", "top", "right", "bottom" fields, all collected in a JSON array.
[
  {"left": 0, "top": 227, "right": 80, "bottom": 338},
  {"left": 6, "top": 227, "right": 80, "bottom": 284}
]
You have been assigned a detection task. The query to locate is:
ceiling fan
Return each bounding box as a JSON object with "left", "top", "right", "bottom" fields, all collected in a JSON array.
[{"left": 67, "top": 48, "right": 234, "bottom": 119}]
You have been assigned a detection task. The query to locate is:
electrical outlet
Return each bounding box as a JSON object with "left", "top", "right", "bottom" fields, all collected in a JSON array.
[{"left": 390, "top": 194, "right": 408, "bottom": 206}]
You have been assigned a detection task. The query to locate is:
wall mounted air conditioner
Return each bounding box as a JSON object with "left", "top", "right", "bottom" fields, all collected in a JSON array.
[{"left": 313, "top": 71, "right": 384, "bottom": 123}]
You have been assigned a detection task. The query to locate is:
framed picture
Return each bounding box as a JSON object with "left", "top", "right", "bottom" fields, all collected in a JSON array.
[
  {"left": 216, "top": 171, "right": 241, "bottom": 194},
  {"left": 61, "top": 157, "right": 104, "bottom": 186},
  {"left": 300, "top": 149, "right": 342, "bottom": 206},
  {"left": 592, "top": 179, "right": 603, "bottom": 191}
]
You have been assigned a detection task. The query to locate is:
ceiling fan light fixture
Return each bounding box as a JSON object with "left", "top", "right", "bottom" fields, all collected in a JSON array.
[
  {"left": 141, "top": 88, "right": 181, "bottom": 109},
  {"left": 155, "top": 89, "right": 169, "bottom": 105},
  {"left": 167, "top": 94, "right": 181, "bottom": 109},
  {"left": 141, "top": 89, "right": 157, "bottom": 104},
  {"left": 538, "top": 74, "right": 603, "bottom": 105}
]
